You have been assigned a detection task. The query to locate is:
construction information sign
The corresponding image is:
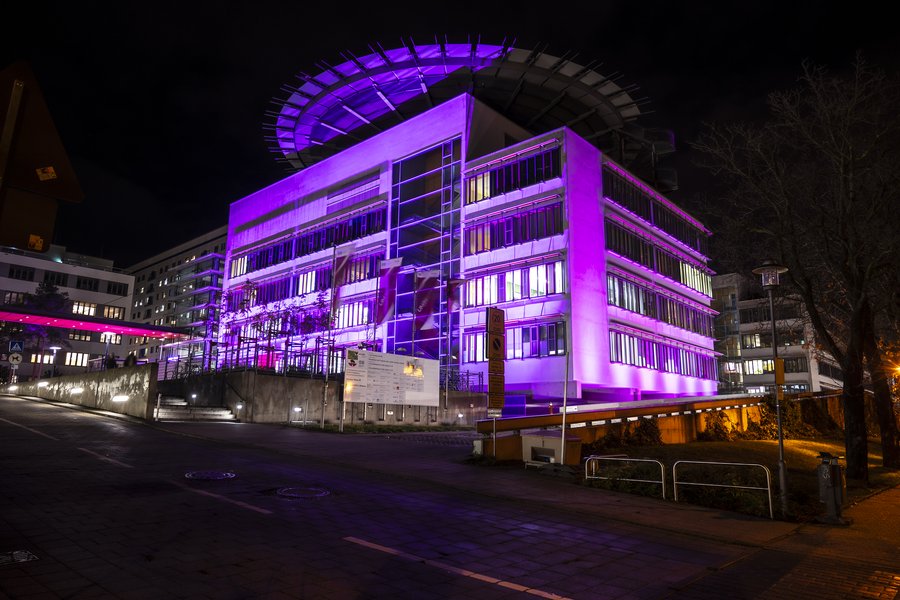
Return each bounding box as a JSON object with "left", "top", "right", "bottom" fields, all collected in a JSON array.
[{"left": 343, "top": 349, "right": 439, "bottom": 406}]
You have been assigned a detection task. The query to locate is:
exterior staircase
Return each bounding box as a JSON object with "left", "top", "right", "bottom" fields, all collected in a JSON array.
[{"left": 154, "top": 395, "right": 236, "bottom": 422}]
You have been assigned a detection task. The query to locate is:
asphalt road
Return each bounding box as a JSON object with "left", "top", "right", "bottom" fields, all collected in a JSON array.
[{"left": 1, "top": 395, "right": 897, "bottom": 599}]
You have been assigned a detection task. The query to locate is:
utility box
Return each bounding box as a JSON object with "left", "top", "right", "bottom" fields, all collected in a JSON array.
[{"left": 521, "top": 432, "right": 581, "bottom": 467}]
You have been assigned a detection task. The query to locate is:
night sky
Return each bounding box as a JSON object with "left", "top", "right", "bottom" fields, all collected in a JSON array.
[{"left": 3, "top": 2, "right": 898, "bottom": 267}]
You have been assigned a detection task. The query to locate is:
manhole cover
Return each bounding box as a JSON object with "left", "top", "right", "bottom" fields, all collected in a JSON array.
[
  {"left": 184, "top": 471, "right": 237, "bottom": 480},
  {"left": 276, "top": 487, "right": 330, "bottom": 499},
  {"left": 0, "top": 550, "right": 39, "bottom": 566}
]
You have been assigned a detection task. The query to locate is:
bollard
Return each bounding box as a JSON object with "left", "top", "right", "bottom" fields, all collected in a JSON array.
[{"left": 816, "top": 452, "right": 851, "bottom": 525}]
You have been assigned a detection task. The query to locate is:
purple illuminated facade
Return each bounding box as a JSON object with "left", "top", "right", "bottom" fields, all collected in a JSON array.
[{"left": 222, "top": 89, "right": 717, "bottom": 406}]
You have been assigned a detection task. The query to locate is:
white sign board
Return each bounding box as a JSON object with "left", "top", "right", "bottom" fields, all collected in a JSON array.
[{"left": 344, "top": 349, "right": 440, "bottom": 406}]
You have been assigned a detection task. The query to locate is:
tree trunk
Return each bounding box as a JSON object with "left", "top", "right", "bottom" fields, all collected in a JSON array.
[
  {"left": 862, "top": 311, "right": 900, "bottom": 468},
  {"left": 842, "top": 325, "right": 869, "bottom": 482}
]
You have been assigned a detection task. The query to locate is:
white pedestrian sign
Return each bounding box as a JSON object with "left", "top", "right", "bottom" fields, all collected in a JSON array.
[{"left": 8, "top": 341, "right": 24, "bottom": 353}]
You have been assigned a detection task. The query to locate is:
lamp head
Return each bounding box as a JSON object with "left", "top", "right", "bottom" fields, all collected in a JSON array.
[{"left": 752, "top": 260, "right": 788, "bottom": 289}]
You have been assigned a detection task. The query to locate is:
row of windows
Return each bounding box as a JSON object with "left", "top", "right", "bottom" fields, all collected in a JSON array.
[
  {"left": 465, "top": 261, "right": 565, "bottom": 307},
  {"left": 71, "top": 302, "right": 125, "bottom": 319},
  {"left": 741, "top": 330, "right": 806, "bottom": 349},
  {"left": 466, "top": 147, "right": 562, "bottom": 204},
  {"left": 230, "top": 207, "right": 387, "bottom": 278},
  {"left": 607, "top": 273, "right": 715, "bottom": 336},
  {"left": 818, "top": 362, "right": 844, "bottom": 381},
  {"left": 3, "top": 291, "right": 25, "bottom": 304},
  {"left": 226, "top": 253, "right": 383, "bottom": 312},
  {"left": 604, "top": 220, "right": 712, "bottom": 296},
  {"left": 609, "top": 329, "right": 717, "bottom": 380},
  {"left": 3, "top": 265, "right": 129, "bottom": 296},
  {"left": 602, "top": 166, "right": 709, "bottom": 255},
  {"left": 224, "top": 296, "right": 374, "bottom": 344},
  {"left": 742, "top": 357, "right": 809, "bottom": 375},
  {"left": 466, "top": 202, "right": 564, "bottom": 255},
  {"left": 462, "top": 321, "right": 567, "bottom": 363},
  {"left": 738, "top": 304, "right": 802, "bottom": 324}
]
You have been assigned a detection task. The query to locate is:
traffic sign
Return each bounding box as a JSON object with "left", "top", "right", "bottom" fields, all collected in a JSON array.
[
  {"left": 486, "top": 307, "right": 504, "bottom": 334},
  {"left": 8, "top": 352, "right": 23, "bottom": 365},
  {"left": 9, "top": 340, "right": 24, "bottom": 353},
  {"left": 487, "top": 333, "right": 504, "bottom": 361}
]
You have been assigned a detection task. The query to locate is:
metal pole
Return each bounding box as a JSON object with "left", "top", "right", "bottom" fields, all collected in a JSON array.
[
  {"left": 769, "top": 288, "right": 789, "bottom": 518},
  {"left": 560, "top": 345, "right": 570, "bottom": 466},
  {"left": 492, "top": 417, "right": 497, "bottom": 459},
  {"left": 322, "top": 245, "right": 338, "bottom": 430}
]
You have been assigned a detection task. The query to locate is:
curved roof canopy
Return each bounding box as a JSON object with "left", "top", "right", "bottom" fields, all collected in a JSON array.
[{"left": 266, "top": 39, "right": 649, "bottom": 170}]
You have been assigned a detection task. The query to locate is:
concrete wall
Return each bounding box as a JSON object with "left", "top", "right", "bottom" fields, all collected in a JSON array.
[
  {"left": 159, "top": 370, "right": 490, "bottom": 426},
  {"left": 12, "top": 363, "right": 158, "bottom": 419}
]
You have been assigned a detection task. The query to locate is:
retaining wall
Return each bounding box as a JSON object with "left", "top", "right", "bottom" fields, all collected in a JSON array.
[{"left": 12, "top": 364, "right": 159, "bottom": 419}]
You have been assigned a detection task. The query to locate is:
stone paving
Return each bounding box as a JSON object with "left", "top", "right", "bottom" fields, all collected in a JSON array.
[{"left": 1, "top": 395, "right": 898, "bottom": 599}]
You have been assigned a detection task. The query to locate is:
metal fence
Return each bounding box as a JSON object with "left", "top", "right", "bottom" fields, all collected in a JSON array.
[
  {"left": 672, "top": 460, "right": 774, "bottom": 519},
  {"left": 584, "top": 455, "right": 667, "bottom": 499}
]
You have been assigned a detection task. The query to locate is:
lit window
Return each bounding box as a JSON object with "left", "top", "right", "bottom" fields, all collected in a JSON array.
[
  {"left": 99, "top": 332, "right": 122, "bottom": 345},
  {"left": 104, "top": 306, "right": 125, "bottom": 320},
  {"left": 72, "top": 302, "right": 97, "bottom": 316},
  {"left": 65, "top": 352, "right": 89, "bottom": 367}
]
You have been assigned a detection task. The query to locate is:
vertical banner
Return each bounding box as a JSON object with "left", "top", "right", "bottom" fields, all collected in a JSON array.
[
  {"left": 331, "top": 243, "right": 356, "bottom": 314},
  {"left": 374, "top": 257, "right": 403, "bottom": 325},
  {"left": 447, "top": 278, "right": 464, "bottom": 312},
  {"left": 414, "top": 270, "right": 441, "bottom": 332}
]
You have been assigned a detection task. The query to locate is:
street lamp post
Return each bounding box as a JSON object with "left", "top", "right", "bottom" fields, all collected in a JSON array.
[
  {"left": 752, "top": 259, "right": 789, "bottom": 519},
  {"left": 49, "top": 346, "right": 61, "bottom": 377}
]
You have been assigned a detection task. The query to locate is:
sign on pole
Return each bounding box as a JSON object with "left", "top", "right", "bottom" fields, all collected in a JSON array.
[
  {"left": 486, "top": 307, "right": 505, "bottom": 411},
  {"left": 8, "top": 340, "right": 24, "bottom": 353},
  {"left": 8, "top": 352, "right": 23, "bottom": 365}
]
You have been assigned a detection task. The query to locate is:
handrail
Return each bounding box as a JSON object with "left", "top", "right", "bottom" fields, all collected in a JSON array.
[
  {"left": 672, "top": 460, "right": 774, "bottom": 519},
  {"left": 584, "top": 455, "right": 667, "bottom": 500}
]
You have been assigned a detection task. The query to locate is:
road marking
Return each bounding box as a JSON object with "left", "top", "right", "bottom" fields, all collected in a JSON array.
[
  {"left": 77, "top": 447, "right": 134, "bottom": 469},
  {"left": 172, "top": 481, "right": 273, "bottom": 515},
  {"left": 0, "top": 417, "right": 59, "bottom": 441},
  {"left": 343, "top": 536, "right": 572, "bottom": 599}
]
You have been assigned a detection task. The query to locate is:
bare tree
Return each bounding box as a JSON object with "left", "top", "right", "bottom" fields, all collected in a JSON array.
[{"left": 693, "top": 56, "right": 900, "bottom": 480}]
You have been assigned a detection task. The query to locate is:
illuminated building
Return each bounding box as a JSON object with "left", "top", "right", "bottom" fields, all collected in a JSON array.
[
  {"left": 712, "top": 273, "right": 843, "bottom": 395},
  {"left": 221, "top": 42, "right": 717, "bottom": 407},
  {"left": 0, "top": 244, "right": 134, "bottom": 376},
  {"left": 126, "top": 226, "right": 226, "bottom": 367}
]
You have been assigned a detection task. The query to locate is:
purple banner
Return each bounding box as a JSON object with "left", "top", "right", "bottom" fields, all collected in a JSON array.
[
  {"left": 374, "top": 258, "right": 402, "bottom": 325},
  {"left": 331, "top": 244, "right": 356, "bottom": 313},
  {"left": 447, "top": 278, "right": 464, "bottom": 312},
  {"left": 414, "top": 270, "right": 441, "bottom": 333}
]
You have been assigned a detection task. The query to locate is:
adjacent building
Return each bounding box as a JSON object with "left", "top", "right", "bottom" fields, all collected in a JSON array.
[
  {"left": 126, "top": 226, "right": 226, "bottom": 369},
  {"left": 0, "top": 245, "right": 134, "bottom": 377},
  {"left": 712, "top": 273, "right": 843, "bottom": 395},
  {"left": 219, "top": 42, "right": 718, "bottom": 408}
]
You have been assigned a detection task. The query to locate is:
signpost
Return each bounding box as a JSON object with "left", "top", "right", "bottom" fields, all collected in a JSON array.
[
  {"left": 486, "top": 307, "right": 505, "bottom": 412},
  {"left": 9, "top": 340, "right": 23, "bottom": 353}
]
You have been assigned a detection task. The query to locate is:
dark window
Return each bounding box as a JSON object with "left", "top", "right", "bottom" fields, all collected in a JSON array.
[
  {"left": 76, "top": 277, "right": 99, "bottom": 292},
  {"left": 106, "top": 281, "right": 129, "bottom": 296},
  {"left": 8, "top": 266, "right": 35, "bottom": 281},
  {"left": 43, "top": 271, "right": 68, "bottom": 287}
]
